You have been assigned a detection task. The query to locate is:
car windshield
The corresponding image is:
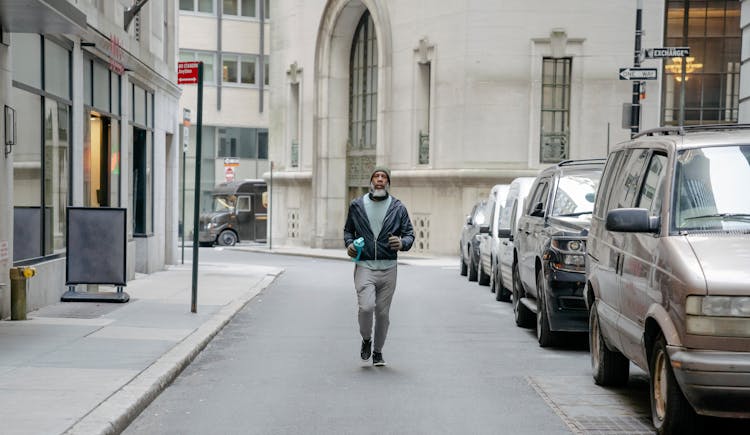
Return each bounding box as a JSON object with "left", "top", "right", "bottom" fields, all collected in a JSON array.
[
  {"left": 551, "top": 169, "right": 601, "bottom": 217},
  {"left": 673, "top": 145, "right": 750, "bottom": 232},
  {"left": 212, "top": 195, "right": 236, "bottom": 212}
]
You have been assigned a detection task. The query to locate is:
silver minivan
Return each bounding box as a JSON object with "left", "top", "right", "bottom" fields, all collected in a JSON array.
[{"left": 586, "top": 125, "right": 750, "bottom": 434}]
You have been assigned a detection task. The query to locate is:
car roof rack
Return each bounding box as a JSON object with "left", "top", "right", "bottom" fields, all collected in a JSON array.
[
  {"left": 557, "top": 158, "right": 607, "bottom": 167},
  {"left": 634, "top": 123, "right": 750, "bottom": 139}
]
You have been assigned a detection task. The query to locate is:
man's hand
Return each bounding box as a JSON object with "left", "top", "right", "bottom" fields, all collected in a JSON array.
[
  {"left": 347, "top": 243, "right": 357, "bottom": 258},
  {"left": 388, "top": 235, "right": 402, "bottom": 251}
]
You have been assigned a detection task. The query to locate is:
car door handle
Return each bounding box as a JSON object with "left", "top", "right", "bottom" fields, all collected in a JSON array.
[{"left": 502, "top": 241, "right": 508, "bottom": 246}]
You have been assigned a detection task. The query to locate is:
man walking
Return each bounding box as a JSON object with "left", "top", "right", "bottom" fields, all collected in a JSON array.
[{"left": 344, "top": 167, "right": 414, "bottom": 366}]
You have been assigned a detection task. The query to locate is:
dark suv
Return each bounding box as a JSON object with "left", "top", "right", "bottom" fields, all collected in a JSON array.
[{"left": 512, "top": 159, "right": 605, "bottom": 346}]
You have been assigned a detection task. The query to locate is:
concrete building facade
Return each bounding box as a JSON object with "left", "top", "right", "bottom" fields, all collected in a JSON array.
[
  {"left": 269, "top": 0, "right": 748, "bottom": 255},
  {"left": 0, "top": 0, "right": 180, "bottom": 318},
  {"left": 178, "top": 0, "right": 270, "bottom": 237}
]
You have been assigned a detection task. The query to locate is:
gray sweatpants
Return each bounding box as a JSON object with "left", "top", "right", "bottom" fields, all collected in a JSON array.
[{"left": 354, "top": 265, "right": 398, "bottom": 353}]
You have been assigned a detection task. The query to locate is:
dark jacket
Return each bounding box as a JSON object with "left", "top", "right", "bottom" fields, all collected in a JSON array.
[{"left": 343, "top": 195, "right": 415, "bottom": 261}]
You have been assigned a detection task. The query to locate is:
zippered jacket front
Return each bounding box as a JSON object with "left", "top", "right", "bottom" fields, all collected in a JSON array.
[{"left": 343, "top": 195, "right": 415, "bottom": 261}]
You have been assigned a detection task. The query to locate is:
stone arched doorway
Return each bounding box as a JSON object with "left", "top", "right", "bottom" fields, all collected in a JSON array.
[{"left": 311, "top": 0, "right": 391, "bottom": 248}]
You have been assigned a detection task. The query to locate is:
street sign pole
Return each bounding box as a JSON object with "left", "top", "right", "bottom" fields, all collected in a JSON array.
[
  {"left": 680, "top": 55, "right": 687, "bottom": 127},
  {"left": 181, "top": 138, "right": 186, "bottom": 264},
  {"left": 631, "top": 0, "right": 643, "bottom": 138},
  {"left": 190, "top": 63, "right": 204, "bottom": 314}
]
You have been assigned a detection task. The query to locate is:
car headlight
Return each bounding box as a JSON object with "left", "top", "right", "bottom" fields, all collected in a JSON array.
[
  {"left": 686, "top": 296, "right": 750, "bottom": 337},
  {"left": 547, "top": 238, "right": 586, "bottom": 272},
  {"left": 206, "top": 222, "right": 215, "bottom": 229}
]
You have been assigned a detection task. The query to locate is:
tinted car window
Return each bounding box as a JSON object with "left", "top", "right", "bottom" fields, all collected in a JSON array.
[
  {"left": 594, "top": 150, "right": 625, "bottom": 218},
  {"left": 609, "top": 149, "right": 649, "bottom": 211},
  {"left": 527, "top": 179, "right": 550, "bottom": 214},
  {"left": 637, "top": 153, "right": 668, "bottom": 215},
  {"left": 551, "top": 169, "right": 601, "bottom": 216},
  {"left": 673, "top": 145, "right": 750, "bottom": 231}
]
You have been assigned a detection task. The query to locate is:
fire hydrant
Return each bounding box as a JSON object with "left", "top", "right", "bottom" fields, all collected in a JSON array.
[{"left": 10, "top": 266, "right": 35, "bottom": 320}]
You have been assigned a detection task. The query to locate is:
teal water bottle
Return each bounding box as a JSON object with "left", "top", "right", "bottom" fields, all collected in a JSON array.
[{"left": 353, "top": 237, "right": 365, "bottom": 262}]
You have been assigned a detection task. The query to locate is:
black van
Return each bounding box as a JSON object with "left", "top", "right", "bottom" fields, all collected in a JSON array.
[{"left": 198, "top": 179, "right": 267, "bottom": 246}]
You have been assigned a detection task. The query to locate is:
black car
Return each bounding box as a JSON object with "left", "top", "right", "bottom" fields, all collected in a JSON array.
[
  {"left": 459, "top": 200, "right": 489, "bottom": 281},
  {"left": 512, "top": 159, "right": 604, "bottom": 347}
]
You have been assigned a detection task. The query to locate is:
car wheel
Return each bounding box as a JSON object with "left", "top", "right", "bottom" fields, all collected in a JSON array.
[
  {"left": 536, "top": 268, "right": 558, "bottom": 347},
  {"left": 217, "top": 230, "right": 238, "bottom": 246},
  {"left": 650, "top": 334, "right": 701, "bottom": 434},
  {"left": 468, "top": 251, "right": 478, "bottom": 282},
  {"left": 478, "top": 259, "right": 491, "bottom": 287},
  {"left": 460, "top": 253, "right": 468, "bottom": 276},
  {"left": 590, "top": 302, "right": 629, "bottom": 386},
  {"left": 513, "top": 262, "right": 534, "bottom": 328}
]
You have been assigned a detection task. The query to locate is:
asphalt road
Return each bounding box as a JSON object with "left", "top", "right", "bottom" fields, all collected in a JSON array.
[{"left": 123, "top": 249, "right": 641, "bottom": 434}]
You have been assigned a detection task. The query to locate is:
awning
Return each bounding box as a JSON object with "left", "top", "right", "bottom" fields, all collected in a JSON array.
[{"left": 0, "top": 0, "right": 86, "bottom": 35}]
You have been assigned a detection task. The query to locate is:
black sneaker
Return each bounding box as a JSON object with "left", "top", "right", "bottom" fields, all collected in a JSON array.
[
  {"left": 360, "top": 339, "right": 372, "bottom": 361},
  {"left": 372, "top": 351, "right": 386, "bottom": 366}
]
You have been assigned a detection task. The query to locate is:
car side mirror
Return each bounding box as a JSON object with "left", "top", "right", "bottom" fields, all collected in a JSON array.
[
  {"left": 606, "top": 208, "right": 660, "bottom": 233},
  {"left": 466, "top": 215, "right": 472, "bottom": 225},
  {"left": 530, "top": 202, "right": 545, "bottom": 218},
  {"left": 497, "top": 228, "right": 511, "bottom": 239},
  {"left": 479, "top": 225, "right": 490, "bottom": 234}
]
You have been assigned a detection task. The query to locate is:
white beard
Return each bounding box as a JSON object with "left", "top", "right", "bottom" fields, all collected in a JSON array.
[{"left": 369, "top": 182, "right": 389, "bottom": 198}]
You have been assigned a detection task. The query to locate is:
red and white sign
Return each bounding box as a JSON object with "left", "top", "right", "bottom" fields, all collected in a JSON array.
[
  {"left": 225, "top": 166, "right": 235, "bottom": 182},
  {"left": 178, "top": 61, "right": 201, "bottom": 85}
]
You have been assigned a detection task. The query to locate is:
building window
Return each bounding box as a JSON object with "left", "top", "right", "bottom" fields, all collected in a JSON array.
[
  {"left": 218, "top": 127, "right": 268, "bottom": 159},
  {"left": 540, "top": 57, "right": 571, "bottom": 163},
  {"left": 180, "top": 0, "right": 214, "bottom": 13},
  {"left": 348, "top": 10, "right": 378, "bottom": 152},
  {"left": 223, "top": 0, "right": 264, "bottom": 18},
  {"left": 11, "top": 34, "right": 71, "bottom": 262},
  {"left": 179, "top": 50, "right": 216, "bottom": 84},
  {"left": 416, "top": 61, "right": 431, "bottom": 165},
  {"left": 662, "top": 0, "right": 740, "bottom": 125},
  {"left": 222, "top": 54, "right": 259, "bottom": 85}
]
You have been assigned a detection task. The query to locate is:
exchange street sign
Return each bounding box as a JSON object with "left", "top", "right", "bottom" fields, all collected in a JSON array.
[
  {"left": 645, "top": 47, "right": 690, "bottom": 59},
  {"left": 619, "top": 67, "right": 657, "bottom": 80}
]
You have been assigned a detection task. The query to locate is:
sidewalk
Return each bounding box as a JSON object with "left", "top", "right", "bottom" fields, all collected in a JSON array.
[{"left": 0, "top": 261, "right": 282, "bottom": 435}]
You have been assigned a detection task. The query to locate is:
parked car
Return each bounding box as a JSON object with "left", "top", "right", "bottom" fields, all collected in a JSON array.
[
  {"left": 513, "top": 159, "right": 605, "bottom": 347},
  {"left": 478, "top": 184, "right": 510, "bottom": 290},
  {"left": 459, "top": 200, "right": 489, "bottom": 281},
  {"left": 495, "top": 177, "right": 536, "bottom": 302},
  {"left": 586, "top": 125, "right": 750, "bottom": 434}
]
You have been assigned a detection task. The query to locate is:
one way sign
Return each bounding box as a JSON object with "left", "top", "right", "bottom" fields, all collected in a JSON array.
[{"left": 619, "top": 67, "right": 658, "bottom": 80}]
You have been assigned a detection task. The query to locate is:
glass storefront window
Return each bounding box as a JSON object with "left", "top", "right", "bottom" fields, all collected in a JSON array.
[
  {"left": 132, "top": 127, "right": 153, "bottom": 235},
  {"left": 44, "top": 39, "right": 70, "bottom": 99},
  {"left": 12, "top": 34, "right": 41, "bottom": 89},
  {"left": 112, "top": 73, "right": 120, "bottom": 115},
  {"left": 93, "top": 61, "right": 110, "bottom": 113},
  {"left": 44, "top": 99, "right": 69, "bottom": 255},
  {"left": 12, "top": 87, "right": 43, "bottom": 261},
  {"left": 133, "top": 84, "right": 146, "bottom": 126},
  {"left": 84, "top": 58, "right": 93, "bottom": 106}
]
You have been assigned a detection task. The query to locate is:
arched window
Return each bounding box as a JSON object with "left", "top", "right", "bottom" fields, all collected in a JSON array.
[{"left": 349, "top": 11, "right": 378, "bottom": 151}]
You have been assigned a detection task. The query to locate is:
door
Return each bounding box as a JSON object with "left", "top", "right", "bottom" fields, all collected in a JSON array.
[
  {"left": 618, "top": 152, "right": 668, "bottom": 366},
  {"left": 253, "top": 193, "right": 268, "bottom": 241},
  {"left": 605, "top": 148, "right": 650, "bottom": 353},
  {"left": 84, "top": 113, "right": 111, "bottom": 207},
  {"left": 518, "top": 177, "right": 550, "bottom": 295},
  {"left": 236, "top": 195, "right": 253, "bottom": 241}
]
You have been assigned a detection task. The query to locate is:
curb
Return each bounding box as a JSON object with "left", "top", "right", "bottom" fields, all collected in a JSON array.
[
  {"left": 227, "top": 246, "right": 350, "bottom": 262},
  {"left": 62, "top": 271, "right": 282, "bottom": 435}
]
